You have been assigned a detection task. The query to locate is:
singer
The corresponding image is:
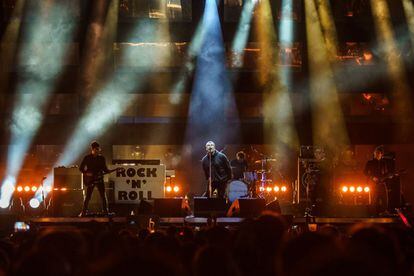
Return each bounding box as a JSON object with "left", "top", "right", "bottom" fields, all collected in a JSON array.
[{"left": 201, "top": 141, "right": 232, "bottom": 198}]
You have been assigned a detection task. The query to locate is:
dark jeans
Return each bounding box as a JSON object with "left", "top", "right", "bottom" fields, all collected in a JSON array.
[
  {"left": 204, "top": 181, "right": 226, "bottom": 198},
  {"left": 82, "top": 181, "right": 108, "bottom": 213},
  {"left": 374, "top": 182, "right": 389, "bottom": 213}
]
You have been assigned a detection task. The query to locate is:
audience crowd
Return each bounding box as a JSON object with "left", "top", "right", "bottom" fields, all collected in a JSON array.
[{"left": 0, "top": 213, "right": 413, "bottom": 275}]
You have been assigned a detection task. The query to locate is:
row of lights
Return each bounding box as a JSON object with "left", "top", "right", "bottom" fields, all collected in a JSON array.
[
  {"left": 165, "top": 185, "right": 180, "bottom": 193},
  {"left": 259, "top": 185, "right": 288, "bottom": 193},
  {"left": 341, "top": 186, "right": 370, "bottom": 193},
  {"left": 14, "top": 186, "right": 66, "bottom": 193}
]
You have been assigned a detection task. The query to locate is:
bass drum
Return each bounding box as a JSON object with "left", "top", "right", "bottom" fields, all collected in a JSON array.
[{"left": 226, "top": 180, "right": 249, "bottom": 202}]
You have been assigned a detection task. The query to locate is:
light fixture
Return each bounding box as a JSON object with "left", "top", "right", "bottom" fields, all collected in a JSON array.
[{"left": 29, "top": 198, "right": 40, "bottom": 209}]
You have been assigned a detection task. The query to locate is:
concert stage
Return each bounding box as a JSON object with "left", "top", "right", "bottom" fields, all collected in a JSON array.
[{"left": 26, "top": 215, "right": 404, "bottom": 232}]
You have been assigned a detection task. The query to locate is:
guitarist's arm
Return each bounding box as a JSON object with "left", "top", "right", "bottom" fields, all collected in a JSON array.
[
  {"left": 101, "top": 156, "right": 111, "bottom": 174},
  {"left": 101, "top": 156, "right": 122, "bottom": 174}
]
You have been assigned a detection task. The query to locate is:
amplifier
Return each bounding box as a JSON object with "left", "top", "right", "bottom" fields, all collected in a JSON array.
[
  {"left": 53, "top": 167, "right": 82, "bottom": 190},
  {"left": 112, "top": 159, "right": 161, "bottom": 165}
]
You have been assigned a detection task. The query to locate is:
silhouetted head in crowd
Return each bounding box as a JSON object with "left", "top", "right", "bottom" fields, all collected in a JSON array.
[
  {"left": 233, "top": 214, "right": 287, "bottom": 276},
  {"left": 346, "top": 224, "right": 402, "bottom": 275},
  {"left": 281, "top": 231, "right": 341, "bottom": 276},
  {"left": 193, "top": 245, "right": 240, "bottom": 276}
]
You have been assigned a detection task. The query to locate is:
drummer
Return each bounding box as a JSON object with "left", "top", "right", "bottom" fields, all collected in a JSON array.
[{"left": 230, "top": 151, "right": 249, "bottom": 180}]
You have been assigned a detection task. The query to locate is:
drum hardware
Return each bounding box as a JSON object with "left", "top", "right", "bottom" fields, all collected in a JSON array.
[
  {"left": 254, "top": 158, "right": 277, "bottom": 164},
  {"left": 254, "top": 157, "right": 276, "bottom": 198}
]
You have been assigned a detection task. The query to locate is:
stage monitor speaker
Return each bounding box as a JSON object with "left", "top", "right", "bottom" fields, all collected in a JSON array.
[
  {"left": 50, "top": 190, "right": 83, "bottom": 217},
  {"left": 53, "top": 167, "right": 82, "bottom": 189},
  {"left": 194, "top": 197, "right": 227, "bottom": 217},
  {"left": 265, "top": 199, "right": 281, "bottom": 214},
  {"left": 154, "top": 198, "right": 185, "bottom": 217},
  {"left": 138, "top": 200, "right": 153, "bottom": 215},
  {"left": 227, "top": 198, "right": 266, "bottom": 217}
]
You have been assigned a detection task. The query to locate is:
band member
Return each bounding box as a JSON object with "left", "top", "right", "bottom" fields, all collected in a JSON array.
[
  {"left": 363, "top": 146, "right": 395, "bottom": 214},
  {"left": 202, "top": 141, "right": 232, "bottom": 198},
  {"left": 79, "top": 141, "right": 111, "bottom": 216},
  {"left": 230, "top": 151, "right": 248, "bottom": 180}
]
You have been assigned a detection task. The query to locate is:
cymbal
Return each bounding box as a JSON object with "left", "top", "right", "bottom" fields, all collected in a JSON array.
[
  {"left": 255, "top": 169, "right": 271, "bottom": 174},
  {"left": 254, "top": 158, "right": 277, "bottom": 164}
]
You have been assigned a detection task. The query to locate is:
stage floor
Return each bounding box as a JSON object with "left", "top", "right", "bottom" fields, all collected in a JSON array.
[{"left": 27, "top": 215, "right": 402, "bottom": 228}]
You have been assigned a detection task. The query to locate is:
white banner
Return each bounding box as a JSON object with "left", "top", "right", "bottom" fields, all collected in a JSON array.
[{"left": 110, "top": 165, "right": 165, "bottom": 203}]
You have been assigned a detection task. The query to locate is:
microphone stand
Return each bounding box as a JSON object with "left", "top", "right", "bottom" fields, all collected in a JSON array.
[
  {"left": 208, "top": 152, "right": 212, "bottom": 198},
  {"left": 41, "top": 177, "right": 47, "bottom": 216}
]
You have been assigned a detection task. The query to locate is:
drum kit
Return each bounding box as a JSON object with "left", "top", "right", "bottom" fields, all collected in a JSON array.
[{"left": 226, "top": 157, "right": 279, "bottom": 202}]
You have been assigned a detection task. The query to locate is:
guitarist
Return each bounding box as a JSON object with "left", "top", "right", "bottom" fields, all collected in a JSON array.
[
  {"left": 363, "top": 146, "right": 395, "bottom": 214},
  {"left": 79, "top": 141, "right": 112, "bottom": 217}
]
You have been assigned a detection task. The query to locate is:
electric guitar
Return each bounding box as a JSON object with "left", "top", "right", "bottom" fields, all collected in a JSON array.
[
  {"left": 370, "top": 169, "right": 406, "bottom": 185},
  {"left": 83, "top": 167, "right": 124, "bottom": 187}
]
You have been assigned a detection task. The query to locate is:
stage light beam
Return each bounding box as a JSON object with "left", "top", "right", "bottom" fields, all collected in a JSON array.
[
  {"left": 259, "top": 0, "right": 299, "bottom": 163},
  {"left": 0, "top": 0, "right": 25, "bottom": 93},
  {"left": 305, "top": 0, "right": 349, "bottom": 154},
  {"left": 57, "top": 18, "right": 171, "bottom": 168},
  {"left": 316, "top": 0, "right": 338, "bottom": 60},
  {"left": 0, "top": 1, "right": 78, "bottom": 206},
  {"left": 371, "top": 0, "right": 413, "bottom": 138},
  {"left": 231, "top": 0, "right": 258, "bottom": 67}
]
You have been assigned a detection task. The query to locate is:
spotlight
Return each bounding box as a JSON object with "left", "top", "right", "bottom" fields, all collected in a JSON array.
[
  {"left": 166, "top": 186, "right": 172, "bottom": 192},
  {"left": 29, "top": 198, "right": 40, "bottom": 209},
  {"left": 274, "top": 186, "right": 280, "bottom": 192},
  {"left": 342, "top": 186, "right": 348, "bottom": 193},
  {"left": 357, "top": 186, "right": 363, "bottom": 193},
  {"left": 364, "top": 187, "right": 370, "bottom": 193},
  {"left": 259, "top": 186, "right": 265, "bottom": 192},
  {"left": 266, "top": 187, "right": 272, "bottom": 192},
  {"left": 0, "top": 201, "right": 9, "bottom": 209},
  {"left": 31, "top": 186, "right": 37, "bottom": 192},
  {"left": 24, "top": 186, "right": 30, "bottom": 192},
  {"left": 349, "top": 186, "right": 355, "bottom": 193},
  {"left": 173, "top": 186, "right": 179, "bottom": 193},
  {"left": 2, "top": 184, "right": 15, "bottom": 194},
  {"left": 17, "top": 186, "right": 23, "bottom": 192},
  {"left": 281, "top": 186, "right": 287, "bottom": 192},
  {"left": 60, "top": 188, "right": 67, "bottom": 191}
]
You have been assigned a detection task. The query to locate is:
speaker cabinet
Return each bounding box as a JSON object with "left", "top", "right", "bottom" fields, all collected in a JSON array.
[
  {"left": 194, "top": 197, "right": 227, "bottom": 217},
  {"left": 53, "top": 167, "right": 82, "bottom": 189},
  {"left": 227, "top": 198, "right": 266, "bottom": 218},
  {"left": 50, "top": 190, "right": 83, "bottom": 217},
  {"left": 154, "top": 198, "right": 186, "bottom": 217}
]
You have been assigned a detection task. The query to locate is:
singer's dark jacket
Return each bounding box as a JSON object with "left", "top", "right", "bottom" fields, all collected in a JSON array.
[
  {"left": 202, "top": 150, "right": 232, "bottom": 183},
  {"left": 79, "top": 154, "right": 110, "bottom": 176}
]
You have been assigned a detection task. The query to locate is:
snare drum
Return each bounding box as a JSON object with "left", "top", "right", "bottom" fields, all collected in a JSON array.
[
  {"left": 226, "top": 180, "right": 249, "bottom": 202},
  {"left": 243, "top": 171, "right": 258, "bottom": 183}
]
